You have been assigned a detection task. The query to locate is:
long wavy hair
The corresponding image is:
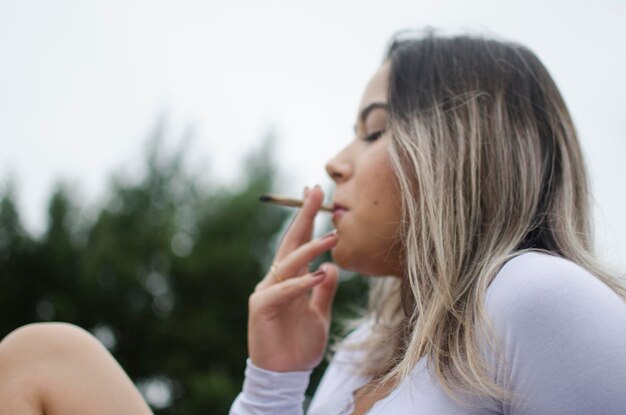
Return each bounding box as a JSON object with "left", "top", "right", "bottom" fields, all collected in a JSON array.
[{"left": 334, "top": 30, "right": 626, "bottom": 405}]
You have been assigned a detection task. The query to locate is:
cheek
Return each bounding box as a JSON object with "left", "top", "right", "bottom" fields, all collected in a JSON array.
[
  {"left": 329, "top": 140, "right": 404, "bottom": 274},
  {"left": 331, "top": 219, "right": 401, "bottom": 276},
  {"left": 332, "top": 168, "right": 402, "bottom": 274},
  {"left": 356, "top": 161, "right": 401, "bottom": 230}
]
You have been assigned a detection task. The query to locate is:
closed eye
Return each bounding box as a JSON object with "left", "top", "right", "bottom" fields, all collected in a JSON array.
[{"left": 363, "top": 130, "right": 385, "bottom": 142}]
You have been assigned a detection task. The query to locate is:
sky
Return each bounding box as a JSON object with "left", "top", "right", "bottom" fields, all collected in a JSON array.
[{"left": 1, "top": 0, "right": 625, "bottom": 270}]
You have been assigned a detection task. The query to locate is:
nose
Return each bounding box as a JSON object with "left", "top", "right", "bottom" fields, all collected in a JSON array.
[{"left": 325, "top": 149, "right": 352, "bottom": 183}]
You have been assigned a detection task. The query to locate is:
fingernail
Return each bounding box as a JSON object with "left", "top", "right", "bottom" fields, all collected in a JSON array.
[
  {"left": 321, "top": 229, "right": 338, "bottom": 239},
  {"left": 314, "top": 184, "right": 322, "bottom": 191},
  {"left": 304, "top": 186, "right": 310, "bottom": 198},
  {"left": 312, "top": 269, "right": 326, "bottom": 278}
]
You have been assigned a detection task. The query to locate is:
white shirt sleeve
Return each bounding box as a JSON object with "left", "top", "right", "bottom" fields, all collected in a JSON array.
[
  {"left": 484, "top": 252, "right": 626, "bottom": 415},
  {"left": 229, "top": 358, "right": 312, "bottom": 415}
]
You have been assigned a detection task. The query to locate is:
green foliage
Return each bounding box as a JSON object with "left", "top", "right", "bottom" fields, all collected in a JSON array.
[{"left": 0, "top": 122, "right": 368, "bottom": 414}]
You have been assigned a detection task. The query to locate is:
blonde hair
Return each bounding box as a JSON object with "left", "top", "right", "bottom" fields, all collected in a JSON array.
[{"left": 333, "top": 31, "right": 626, "bottom": 405}]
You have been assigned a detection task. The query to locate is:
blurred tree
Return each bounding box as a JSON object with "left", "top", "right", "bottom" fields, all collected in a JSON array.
[
  {"left": 0, "top": 185, "right": 38, "bottom": 328},
  {"left": 0, "top": 121, "right": 369, "bottom": 414}
]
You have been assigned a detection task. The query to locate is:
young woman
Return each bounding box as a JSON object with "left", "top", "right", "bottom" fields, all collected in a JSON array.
[
  {"left": 1, "top": 31, "right": 625, "bottom": 415},
  {"left": 230, "top": 32, "right": 626, "bottom": 414}
]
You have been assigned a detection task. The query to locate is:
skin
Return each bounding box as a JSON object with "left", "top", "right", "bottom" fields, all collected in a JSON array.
[
  {"left": 325, "top": 60, "right": 403, "bottom": 278},
  {"left": 0, "top": 61, "right": 402, "bottom": 415},
  {"left": 250, "top": 61, "right": 402, "bottom": 415},
  {"left": 0, "top": 323, "right": 153, "bottom": 415},
  {"left": 328, "top": 60, "right": 402, "bottom": 415}
]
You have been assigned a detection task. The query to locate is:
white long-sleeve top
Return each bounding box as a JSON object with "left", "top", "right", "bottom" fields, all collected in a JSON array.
[{"left": 230, "top": 252, "right": 626, "bottom": 414}]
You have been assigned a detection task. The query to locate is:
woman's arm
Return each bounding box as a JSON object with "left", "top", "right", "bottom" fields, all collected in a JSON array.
[
  {"left": 231, "top": 186, "right": 341, "bottom": 414},
  {"left": 229, "top": 359, "right": 311, "bottom": 415}
]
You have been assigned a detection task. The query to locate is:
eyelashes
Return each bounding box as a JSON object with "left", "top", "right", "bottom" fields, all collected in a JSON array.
[{"left": 363, "top": 130, "right": 386, "bottom": 142}]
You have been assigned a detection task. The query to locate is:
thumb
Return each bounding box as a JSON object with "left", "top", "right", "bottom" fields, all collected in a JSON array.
[{"left": 311, "top": 263, "right": 340, "bottom": 319}]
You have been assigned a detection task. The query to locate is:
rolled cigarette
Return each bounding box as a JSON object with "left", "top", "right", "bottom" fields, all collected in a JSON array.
[{"left": 259, "top": 194, "right": 334, "bottom": 212}]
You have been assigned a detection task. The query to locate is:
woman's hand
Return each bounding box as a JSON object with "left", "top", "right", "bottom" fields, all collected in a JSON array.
[{"left": 247, "top": 185, "right": 340, "bottom": 372}]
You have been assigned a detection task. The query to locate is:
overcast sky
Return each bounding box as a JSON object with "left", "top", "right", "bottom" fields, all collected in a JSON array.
[{"left": 1, "top": 0, "right": 625, "bottom": 270}]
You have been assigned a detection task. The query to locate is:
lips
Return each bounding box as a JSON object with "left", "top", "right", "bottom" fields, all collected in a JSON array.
[
  {"left": 332, "top": 202, "right": 348, "bottom": 223},
  {"left": 333, "top": 202, "right": 348, "bottom": 212}
]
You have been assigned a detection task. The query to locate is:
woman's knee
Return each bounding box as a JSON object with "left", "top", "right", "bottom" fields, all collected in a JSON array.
[
  {"left": 0, "top": 322, "right": 103, "bottom": 367},
  {"left": 0, "top": 323, "right": 104, "bottom": 413},
  {"left": 0, "top": 324, "right": 150, "bottom": 414}
]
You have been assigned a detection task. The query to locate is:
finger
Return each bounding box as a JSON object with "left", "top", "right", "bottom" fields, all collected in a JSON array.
[
  {"left": 275, "top": 186, "right": 324, "bottom": 261},
  {"left": 256, "top": 231, "right": 338, "bottom": 290},
  {"left": 277, "top": 230, "right": 338, "bottom": 281},
  {"left": 250, "top": 270, "right": 328, "bottom": 316},
  {"left": 311, "top": 263, "right": 340, "bottom": 319}
]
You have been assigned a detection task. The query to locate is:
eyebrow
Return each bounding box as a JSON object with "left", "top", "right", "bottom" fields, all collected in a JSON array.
[{"left": 353, "top": 102, "right": 389, "bottom": 133}]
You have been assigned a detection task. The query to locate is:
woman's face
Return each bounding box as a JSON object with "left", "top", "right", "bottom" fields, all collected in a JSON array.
[{"left": 326, "top": 61, "right": 404, "bottom": 277}]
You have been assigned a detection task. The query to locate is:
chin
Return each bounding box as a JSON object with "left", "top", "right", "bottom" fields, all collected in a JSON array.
[
  {"left": 330, "top": 243, "right": 403, "bottom": 277},
  {"left": 330, "top": 246, "right": 379, "bottom": 276},
  {"left": 329, "top": 245, "right": 359, "bottom": 273}
]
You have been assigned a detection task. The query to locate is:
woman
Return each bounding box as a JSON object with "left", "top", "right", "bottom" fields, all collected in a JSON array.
[
  {"left": 230, "top": 31, "right": 626, "bottom": 414},
  {"left": 1, "top": 31, "right": 625, "bottom": 415}
]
